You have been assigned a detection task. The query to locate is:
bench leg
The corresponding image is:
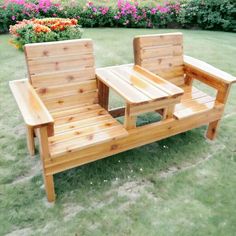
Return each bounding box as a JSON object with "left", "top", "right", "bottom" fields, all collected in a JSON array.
[
  {"left": 43, "top": 173, "right": 56, "bottom": 202},
  {"left": 206, "top": 120, "right": 221, "bottom": 140},
  {"left": 26, "top": 126, "right": 35, "bottom": 156}
]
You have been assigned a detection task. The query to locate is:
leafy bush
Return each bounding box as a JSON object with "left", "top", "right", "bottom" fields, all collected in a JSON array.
[
  {"left": 1, "top": 0, "right": 236, "bottom": 33},
  {"left": 177, "top": 0, "right": 236, "bottom": 31},
  {"left": 9, "top": 18, "right": 82, "bottom": 49}
]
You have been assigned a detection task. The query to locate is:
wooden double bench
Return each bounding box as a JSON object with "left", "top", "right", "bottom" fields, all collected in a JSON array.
[{"left": 10, "top": 33, "right": 236, "bottom": 202}]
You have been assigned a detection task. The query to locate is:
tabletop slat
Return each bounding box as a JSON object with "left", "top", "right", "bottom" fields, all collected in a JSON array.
[
  {"left": 110, "top": 67, "right": 169, "bottom": 100},
  {"left": 96, "top": 69, "right": 150, "bottom": 104},
  {"left": 96, "top": 64, "right": 183, "bottom": 104}
]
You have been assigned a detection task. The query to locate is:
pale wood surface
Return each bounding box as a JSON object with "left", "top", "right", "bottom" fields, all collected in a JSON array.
[
  {"left": 45, "top": 104, "right": 224, "bottom": 173},
  {"left": 184, "top": 55, "right": 236, "bottom": 85},
  {"left": 9, "top": 79, "right": 54, "bottom": 127},
  {"left": 96, "top": 64, "right": 184, "bottom": 105},
  {"left": 49, "top": 104, "right": 128, "bottom": 157},
  {"left": 133, "top": 33, "right": 185, "bottom": 86},
  {"left": 25, "top": 39, "right": 97, "bottom": 113}
]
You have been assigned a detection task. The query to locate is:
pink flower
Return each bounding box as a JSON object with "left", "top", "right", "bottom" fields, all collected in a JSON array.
[{"left": 11, "top": 15, "right": 16, "bottom": 20}]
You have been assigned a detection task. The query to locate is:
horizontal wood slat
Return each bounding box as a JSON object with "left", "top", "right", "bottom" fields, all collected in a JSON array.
[
  {"left": 133, "top": 33, "right": 185, "bottom": 86},
  {"left": 27, "top": 54, "right": 94, "bottom": 75},
  {"left": 9, "top": 79, "right": 54, "bottom": 127},
  {"left": 24, "top": 39, "right": 93, "bottom": 59},
  {"left": 36, "top": 80, "right": 97, "bottom": 100},
  {"left": 31, "top": 68, "right": 95, "bottom": 88}
]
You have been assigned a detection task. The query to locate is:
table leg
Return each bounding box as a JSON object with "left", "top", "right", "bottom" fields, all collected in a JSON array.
[
  {"left": 124, "top": 104, "right": 136, "bottom": 129},
  {"left": 98, "top": 80, "right": 109, "bottom": 110}
]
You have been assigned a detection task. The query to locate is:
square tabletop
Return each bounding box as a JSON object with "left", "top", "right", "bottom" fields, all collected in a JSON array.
[{"left": 96, "top": 64, "right": 184, "bottom": 105}]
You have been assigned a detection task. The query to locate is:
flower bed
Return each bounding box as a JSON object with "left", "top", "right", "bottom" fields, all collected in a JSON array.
[
  {"left": 9, "top": 18, "right": 82, "bottom": 49},
  {"left": 1, "top": 0, "right": 235, "bottom": 33}
]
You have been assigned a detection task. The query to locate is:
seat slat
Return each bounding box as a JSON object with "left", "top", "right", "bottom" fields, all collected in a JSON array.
[
  {"left": 50, "top": 118, "right": 120, "bottom": 144},
  {"left": 174, "top": 85, "right": 219, "bottom": 119},
  {"left": 49, "top": 125, "right": 128, "bottom": 157},
  {"left": 54, "top": 115, "right": 113, "bottom": 134},
  {"left": 174, "top": 101, "right": 222, "bottom": 120},
  {"left": 54, "top": 107, "right": 108, "bottom": 126},
  {"left": 51, "top": 104, "right": 101, "bottom": 119}
]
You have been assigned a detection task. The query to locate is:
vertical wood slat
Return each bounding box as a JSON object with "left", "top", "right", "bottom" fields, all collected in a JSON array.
[{"left": 97, "top": 80, "right": 109, "bottom": 110}]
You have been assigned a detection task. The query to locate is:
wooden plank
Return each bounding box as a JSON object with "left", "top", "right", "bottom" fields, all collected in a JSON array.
[
  {"left": 50, "top": 118, "right": 120, "bottom": 145},
  {"left": 26, "top": 125, "right": 35, "bottom": 156},
  {"left": 134, "top": 33, "right": 183, "bottom": 48},
  {"left": 124, "top": 104, "right": 136, "bottom": 130},
  {"left": 110, "top": 67, "right": 169, "bottom": 100},
  {"left": 27, "top": 54, "right": 94, "bottom": 75},
  {"left": 9, "top": 79, "right": 54, "bottom": 127},
  {"left": 44, "top": 103, "right": 224, "bottom": 172},
  {"left": 140, "top": 46, "right": 183, "bottom": 60},
  {"left": 175, "top": 95, "right": 215, "bottom": 112},
  {"left": 184, "top": 55, "right": 236, "bottom": 85},
  {"left": 25, "top": 39, "right": 93, "bottom": 59},
  {"left": 96, "top": 69, "right": 150, "bottom": 104},
  {"left": 31, "top": 68, "right": 95, "bottom": 88},
  {"left": 109, "top": 107, "right": 125, "bottom": 118},
  {"left": 50, "top": 125, "right": 128, "bottom": 157},
  {"left": 142, "top": 55, "right": 183, "bottom": 70},
  {"left": 51, "top": 104, "right": 101, "bottom": 119},
  {"left": 129, "top": 97, "right": 181, "bottom": 116},
  {"left": 97, "top": 80, "right": 109, "bottom": 109},
  {"left": 54, "top": 115, "right": 113, "bottom": 134},
  {"left": 174, "top": 101, "right": 221, "bottom": 119},
  {"left": 134, "top": 65, "right": 184, "bottom": 96},
  {"left": 53, "top": 107, "right": 107, "bottom": 126},
  {"left": 44, "top": 91, "right": 98, "bottom": 112},
  {"left": 36, "top": 80, "right": 97, "bottom": 100}
]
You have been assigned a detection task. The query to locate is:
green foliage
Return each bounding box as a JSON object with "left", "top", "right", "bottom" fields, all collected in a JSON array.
[
  {"left": 177, "top": 0, "right": 236, "bottom": 31},
  {"left": 9, "top": 18, "right": 82, "bottom": 50}
]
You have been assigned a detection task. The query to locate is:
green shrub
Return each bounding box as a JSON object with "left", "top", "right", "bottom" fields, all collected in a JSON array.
[{"left": 9, "top": 18, "right": 82, "bottom": 50}]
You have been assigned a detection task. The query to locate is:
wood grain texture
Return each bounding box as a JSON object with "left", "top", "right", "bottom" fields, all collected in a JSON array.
[
  {"left": 9, "top": 79, "right": 54, "bottom": 127},
  {"left": 184, "top": 55, "right": 236, "bottom": 85},
  {"left": 133, "top": 33, "right": 184, "bottom": 86}
]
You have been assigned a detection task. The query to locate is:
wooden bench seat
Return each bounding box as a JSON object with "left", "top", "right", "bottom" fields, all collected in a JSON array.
[
  {"left": 49, "top": 104, "right": 128, "bottom": 157},
  {"left": 9, "top": 36, "right": 235, "bottom": 202},
  {"left": 173, "top": 86, "right": 223, "bottom": 120}
]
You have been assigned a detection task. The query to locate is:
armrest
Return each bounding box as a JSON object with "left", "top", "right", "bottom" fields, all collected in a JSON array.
[
  {"left": 9, "top": 79, "right": 54, "bottom": 127},
  {"left": 184, "top": 55, "right": 236, "bottom": 88}
]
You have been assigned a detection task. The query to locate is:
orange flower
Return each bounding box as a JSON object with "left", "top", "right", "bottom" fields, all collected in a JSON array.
[{"left": 33, "top": 24, "right": 51, "bottom": 33}]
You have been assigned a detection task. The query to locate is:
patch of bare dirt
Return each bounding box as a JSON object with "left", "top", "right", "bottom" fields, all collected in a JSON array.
[
  {"left": 11, "top": 160, "right": 41, "bottom": 185},
  {"left": 5, "top": 227, "right": 33, "bottom": 236}
]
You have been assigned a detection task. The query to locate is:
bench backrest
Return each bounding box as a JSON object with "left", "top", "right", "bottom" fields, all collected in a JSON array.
[
  {"left": 133, "top": 33, "right": 185, "bottom": 86},
  {"left": 24, "top": 39, "right": 97, "bottom": 112}
]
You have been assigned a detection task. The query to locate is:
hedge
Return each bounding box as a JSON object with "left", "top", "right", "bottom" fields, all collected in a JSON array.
[{"left": 0, "top": 0, "right": 235, "bottom": 33}]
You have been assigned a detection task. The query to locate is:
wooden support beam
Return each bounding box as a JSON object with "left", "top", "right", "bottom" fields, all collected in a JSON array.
[
  {"left": 26, "top": 125, "right": 35, "bottom": 157},
  {"left": 38, "top": 126, "right": 56, "bottom": 202},
  {"left": 97, "top": 80, "right": 109, "bottom": 110},
  {"left": 124, "top": 104, "right": 136, "bottom": 130}
]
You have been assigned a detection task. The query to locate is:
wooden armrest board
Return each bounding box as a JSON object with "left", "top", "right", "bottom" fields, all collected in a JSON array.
[
  {"left": 184, "top": 55, "right": 236, "bottom": 84},
  {"left": 9, "top": 79, "right": 53, "bottom": 127}
]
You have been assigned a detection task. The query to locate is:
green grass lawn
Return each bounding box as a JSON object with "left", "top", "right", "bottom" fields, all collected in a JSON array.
[{"left": 0, "top": 29, "right": 236, "bottom": 236}]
